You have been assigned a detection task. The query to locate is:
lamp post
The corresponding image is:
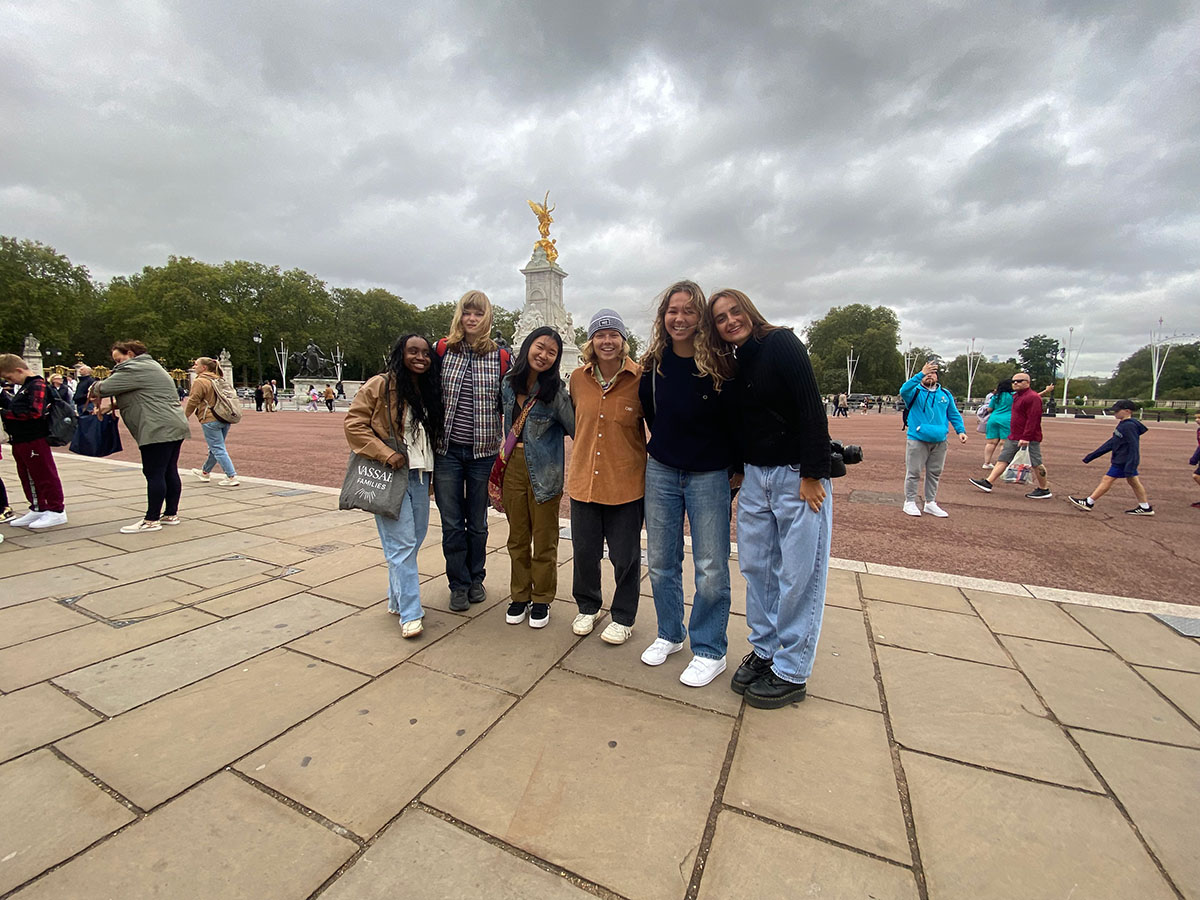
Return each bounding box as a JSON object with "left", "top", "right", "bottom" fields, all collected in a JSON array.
[
  {"left": 252, "top": 330, "right": 263, "bottom": 386},
  {"left": 846, "top": 346, "right": 860, "bottom": 396}
]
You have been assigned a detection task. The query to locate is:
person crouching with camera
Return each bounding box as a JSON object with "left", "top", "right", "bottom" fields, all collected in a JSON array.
[{"left": 705, "top": 290, "right": 833, "bottom": 709}]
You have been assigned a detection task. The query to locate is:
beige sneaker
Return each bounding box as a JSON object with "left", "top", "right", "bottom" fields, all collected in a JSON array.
[
  {"left": 400, "top": 619, "right": 423, "bottom": 638},
  {"left": 120, "top": 519, "right": 162, "bottom": 534},
  {"left": 160, "top": 515, "right": 181, "bottom": 525},
  {"left": 572, "top": 612, "right": 599, "bottom": 635},
  {"left": 600, "top": 621, "right": 632, "bottom": 645},
  {"left": 191, "top": 469, "right": 211, "bottom": 482},
  {"left": 218, "top": 477, "right": 240, "bottom": 487}
]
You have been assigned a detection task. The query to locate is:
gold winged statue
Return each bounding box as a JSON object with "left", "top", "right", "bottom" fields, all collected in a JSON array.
[{"left": 527, "top": 191, "right": 558, "bottom": 265}]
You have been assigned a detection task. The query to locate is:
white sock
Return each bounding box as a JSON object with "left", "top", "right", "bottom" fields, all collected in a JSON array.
[
  {"left": 1139, "top": 502, "right": 1150, "bottom": 509},
  {"left": 1085, "top": 497, "right": 1095, "bottom": 506}
]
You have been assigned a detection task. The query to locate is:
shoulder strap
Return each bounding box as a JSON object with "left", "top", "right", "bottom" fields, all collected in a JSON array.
[
  {"left": 436, "top": 338, "right": 448, "bottom": 358},
  {"left": 499, "top": 348, "right": 510, "bottom": 376}
]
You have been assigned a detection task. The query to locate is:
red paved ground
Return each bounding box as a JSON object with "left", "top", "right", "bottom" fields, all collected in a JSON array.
[{"left": 103, "top": 407, "right": 1199, "bottom": 606}]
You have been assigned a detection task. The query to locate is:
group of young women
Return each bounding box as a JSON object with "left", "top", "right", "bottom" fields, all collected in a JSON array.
[{"left": 345, "top": 284, "right": 833, "bottom": 709}]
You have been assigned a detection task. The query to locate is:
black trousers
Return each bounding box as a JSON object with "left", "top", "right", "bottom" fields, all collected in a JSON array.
[
  {"left": 140, "top": 440, "right": 183, "bottom": 520},
  {"left": 570, "top": 498, "right": 643, "bottom": 626}
]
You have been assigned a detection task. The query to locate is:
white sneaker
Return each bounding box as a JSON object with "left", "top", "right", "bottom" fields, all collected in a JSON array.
[
  {"left": 120, "top": 519, "right": 163, "bottom": 534},
  {"left": 28, "top": 510, "right": 68, "bottom": 529},
  {"left": 572, "top": 612, "right": 599, "bottom": 635},
  {"left": 191, "top": 469, "right": 211, "bottom": 482},
  {"left": 600, "top": 621, "right": 632, "bottom": 645},
  {"left": 902, "top": 501, "right": 922, "bottom": 517},
  {"left": 680, "top": 655, "right": 727, "bottom": 688},
  {"left": 218, "top": 477, "right": 240, "bottom": 487},
  {"left": 8, "top": 509, "right": 44, "bottom": 527},
  {"left": 640, "top": 637, "right": 684, "bottom": 666},
  {"left": 160, "top": 515, "right": 181, "bottom": 525},
  {"left": 923, "top": 501, "right": 949, "bottom": 518}
]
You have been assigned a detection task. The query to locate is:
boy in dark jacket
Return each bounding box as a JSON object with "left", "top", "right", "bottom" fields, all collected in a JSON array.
[
  {"left": 0, "top": 354, "right": 68, "bottom": 528},
  {"left": 1068, "top": 400, "right": 1153, "bottom": 516}
]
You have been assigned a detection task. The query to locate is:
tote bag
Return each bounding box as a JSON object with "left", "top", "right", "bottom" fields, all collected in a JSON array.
[
  {"left": 69, "top": 412, "right": 123, "bottom": 457},
  {"left": 338, "top": 383, "right": 409, "bottom": 519}
]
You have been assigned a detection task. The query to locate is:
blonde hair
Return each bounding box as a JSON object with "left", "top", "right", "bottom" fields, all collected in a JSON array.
[
  {"left": 445, "top": 290, "right": 497, "bottom": 354},
  {"left": 579, "top": 337, "right": 630, "bottom": 366},
  {"left": 641, "top": 280, "right": 726, "bottom": 388},
  {"left": 0, "top": 353, "right": 28, "bottom": 374},
  {"left": 194, "top": 356, "right": 223, "bottom": 377}
]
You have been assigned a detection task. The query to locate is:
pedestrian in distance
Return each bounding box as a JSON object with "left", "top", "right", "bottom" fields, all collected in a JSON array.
[
  {"left": 835, "top": 392, "right": 849, "bottom": 417},
  {"left": 980, "top": 379, "right": 1014, "bottom": 469},
  {"left": 345, "top": 334, "right": 443, "bottom": 637},
  {"left": 73, "top": 364, "right": 96, "bottom": 415},
  {"left": 638, "top": 280, "right": 739, "bottom": 688},
  {"left": 969, "top": 372, "right": 1055, "bottom": 499},
  {"left": 568, "top": 309, "right": 647, "bottom": 645},
  {"left": 305, "top": 385, "right": 319, "bottom": 412},
  {"left": 499, "top": 326, "right": 574, "bottom": 629},
  {"left": 186, "top": 357, "right": 240, "bottom": 487},
  {"left": 1068, "top": 400, "right": 1154, "bottom": 516},
  {"left": 708, "top": 289, "right": 832, "bottom": 710},
  {"left": 0, "top": 354, "right": 68, "bottom": 530},
  {"left": 434, "top": 290, "right": 511, "bottom": 612},
  {"left": 254, "top": 383, "right": 264, "bottom": 412},
  {"left": 89, "top": 340, "right": 191, "bottom": 533},
  {"left": 263, "top": 380, "right": 276, "bottom": 412},
  {"left": 48, "top": 373, "right": 72, "bottom": 406},
  {"left": 324, "top": 385, "right": 336, "bottom": 412},
  {"left": 899, "top": 361, "right": 967, "bottom": 517}
]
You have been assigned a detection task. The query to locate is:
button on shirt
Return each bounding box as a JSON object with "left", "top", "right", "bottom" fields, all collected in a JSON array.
[{"left": 568, "top": 357, "right": 646, "bottom": 505}]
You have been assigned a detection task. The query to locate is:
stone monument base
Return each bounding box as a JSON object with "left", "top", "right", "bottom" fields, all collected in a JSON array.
[{"left": 290, "top": 378, "right": 364, "bottom": 406}]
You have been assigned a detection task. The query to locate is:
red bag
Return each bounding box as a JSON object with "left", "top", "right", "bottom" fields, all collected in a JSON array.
[{"left": 487, "top": 396, "right": 537, "bottom": 513}]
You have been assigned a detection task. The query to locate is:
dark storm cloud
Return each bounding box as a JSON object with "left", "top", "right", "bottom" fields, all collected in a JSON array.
[{"left": 2, "top": 0, "right": 1197, "bottom": 374}]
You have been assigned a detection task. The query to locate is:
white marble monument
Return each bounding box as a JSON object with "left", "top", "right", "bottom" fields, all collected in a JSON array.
[{"left": 512, "top": 194, "right": 581, "bottom": 373}]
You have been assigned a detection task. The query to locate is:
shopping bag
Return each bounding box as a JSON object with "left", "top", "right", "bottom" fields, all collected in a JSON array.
[
  {"left": 338, "top": 450, "right": 408, "bottom": 518},
  {"left": 1001, "top": 448, "right": 1034, "bottom": 485},
  {"left": 69, "top": 413, "right": 123, "bottom": 457}
]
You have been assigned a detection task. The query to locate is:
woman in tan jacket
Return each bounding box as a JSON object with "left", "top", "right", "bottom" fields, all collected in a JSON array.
[
  {"left": 344, "top": 334, "right": 443, "bottom": 637},
  {"left": 185, "top": 357, "right": 239, "bottom": 486}
]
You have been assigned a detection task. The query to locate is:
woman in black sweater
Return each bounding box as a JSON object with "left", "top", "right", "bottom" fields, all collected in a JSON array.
[{"left": 706, "top": 289, "right": 832, "bottom": 709}]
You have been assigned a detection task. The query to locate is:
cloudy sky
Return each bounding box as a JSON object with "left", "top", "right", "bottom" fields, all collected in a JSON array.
[{"left": 3, "top": 1, "right": 1197, "bottom": 375}]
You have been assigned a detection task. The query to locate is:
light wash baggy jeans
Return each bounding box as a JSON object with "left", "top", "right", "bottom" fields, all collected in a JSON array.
[
  {"left": 736, "top": 465, "right": 833, "bottom": 684},
  {"left": 200, "top": 420, "right": 236, "bottom": 477},
  {"left": 375, "top": 469, "right": 432, "bottom": 622},
  {"left": 904, "top": 438, "right": 948, "bottom": 503}
]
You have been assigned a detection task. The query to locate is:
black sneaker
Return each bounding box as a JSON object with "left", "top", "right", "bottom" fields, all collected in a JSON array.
[
  {"left": 1067, "top": 496, "right": 1093, "bottom": 511},
  {"left": 0, "top": 506, "right": 13, "bottom": 524},
  {"left": 468, "top": 582, "right": 487, "bottom": 604},
  {"left": 449, "top": 589, "right": 470, "bottom": 612},
  {"left": 744, "top": 672, "right": 807, "bottom": 709},
  {"left": 529, "top": 603, "right": 550, "bottom": 628},
  {"left": 968, "top": 477, "right": 992, "bottom": 493},
  {"left": 1025, "top": 488, "right": 1053, "bottom": 499},
  {"left": 731, "top": 651, "right": 774, "bottom": 695},
  {"left": 1124, "top": 506, "right": 1155, "bottom": 516},
  {"left": 505, "top": 602, "right": 528, "bottom": 624}
]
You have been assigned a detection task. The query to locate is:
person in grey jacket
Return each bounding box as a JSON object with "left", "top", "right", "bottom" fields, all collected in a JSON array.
[{"left": 90, "top": 340, "right": 191, "bottom": 533}]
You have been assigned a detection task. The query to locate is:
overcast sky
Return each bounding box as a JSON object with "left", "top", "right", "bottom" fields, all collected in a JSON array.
[{"left": 3, "top": 1, "right": 1197, "bottom": 375}]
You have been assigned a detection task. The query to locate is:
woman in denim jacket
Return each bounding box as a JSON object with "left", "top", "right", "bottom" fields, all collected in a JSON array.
[{"left": 500, "top": 326, "right": 574, "bottom": 629}]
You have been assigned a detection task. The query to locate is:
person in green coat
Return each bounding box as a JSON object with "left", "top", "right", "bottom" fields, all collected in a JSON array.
[{"left": 89, "top": 340, "right": 191, "bottom": 533}]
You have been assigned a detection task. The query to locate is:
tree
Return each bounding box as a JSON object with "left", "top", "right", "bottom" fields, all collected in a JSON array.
[
  {"left": 0, "top": 236, "right": 95, "bottom": 355},
  {"left": 804, "top": 304, "right": 904, "bottom": 395},
  {"left": 1017, "top": 335, "right": 1062, "bottom": 388},
  {"left": 1107, "top": 342, "right": 1200, "bottom": 402},
  {"left": 417, "top": 302, "right": 456, "bottom": 342},
  {"left": 940, "top": 355, "right": 1016, "bottom": 400},
  {"left": 334, "top": 287, "right": 420, "bottom": 377},
  {"left": 492, "top": 305, "right": 519, "bottom": 346}
]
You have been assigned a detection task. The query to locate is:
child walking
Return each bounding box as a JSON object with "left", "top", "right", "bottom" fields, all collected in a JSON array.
[
  {"left": 1068, "top": 400, "right": 1153, "bottom": 516},
  {"left": 0, "top": 354, "right": 68, "bottom": 529}
]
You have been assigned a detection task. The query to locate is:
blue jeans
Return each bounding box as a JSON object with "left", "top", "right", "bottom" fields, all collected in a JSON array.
[
  {"left": 200, "top": 421, "right": 236, "bottom": 477},
  {"left": 376, "top": 470, "right": 432, "bottom": 621},
  {"left": 737, "top": 466, "right": 833, "bottom": 683},
  {"left": 644, "top": 457, "right": 732, "bottom": 660},
  {"left": 433, "top": 443, "right": 496, "bottom": 591}
]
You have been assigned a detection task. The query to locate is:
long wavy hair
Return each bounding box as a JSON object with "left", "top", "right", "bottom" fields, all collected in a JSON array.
[
  {"left": 704, "top": 288, "right": 785, "bottom": 377},
  {"left": 444, "top": 290, "right": 497, "bottom": 354},
  {"left": 385, "top": 334, "right": 443, "bottom": 448},
  {"left": 641, "top": 280, "right": 725, "bottom": 388},
  {"left": 994, "top": 378, "right": 1014, "bottom": 395},
  {"left": 506, "top": 326, "right": 564, "bottom": 403}
]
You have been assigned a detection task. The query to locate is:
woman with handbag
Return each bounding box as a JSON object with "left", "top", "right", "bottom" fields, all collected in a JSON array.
[
  {"left": 982, "top": 379, "right": 1014, "bottom": 469},
  {"left": 185, "top": 357, "right": 240, "bottom": 487},
  {"left": 568, "top": 309, "right": 647, "bottom": 645},
  {"left": 434, "top": 290, "right": 511, "bottom": 612},
  {"left": 638, "top": 281, "right": 739, "bottom": 687},
  {"left": 495, "top": 326, "right": 574, "bottom": 628},
  {"left": 344, "top": 334, "right": 443, "bottom": 638}
]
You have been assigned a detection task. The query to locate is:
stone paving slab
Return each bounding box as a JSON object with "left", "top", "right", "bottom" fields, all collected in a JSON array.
[
  {"left": 424, "top": 668, "right": 733, "bottom": 900},
  {"left": 169, "top": 557, "right": 282, "bottom": 588},
  {"left": 0, "top": 749, "right": 136, "bottom": 895},
  {"left": 307, "top": 564, "right": 392, "bottom": 607},
  {"left": 877, "top": 646, "right": 1099, "bottom": 790},
  {"left": 54, "top": 594, "right": 354, "bottom": 715},
  {"left": 78, "top": 530, "right": 276, "bottom": 579},
  {"left": 420, "top": 552, "right": 512, "bottom": 616},
  {"left": 1073, "top": 730, "right": 1200, "bottom": 900},
  {"left": 0, "top": 538, "right": 120, "bottom": 578},
  {"left": 868, "top": 599, "right": 1012, "bottom": 667},
  {"left": 1066, "top": 604, "right": 1200, "bottom": 672},
  {"left": 320, "top": 809, "right": 597, "bottom": 900},
  {"left": 808, "top": 604, "right": 882, "bottom": 711},
  {"left": 0, "top": 564, "right": 120, "bottom": 608},
  {"left": 824, "top": 566, "right": 863, "bottom": 609},
  {"left": 859, "top": 573, "right": 973, "bottom": 613},
  {"left": 1134, "top": 665, "right": 1200, "bottom": 725},
  {"left": 963, "top": 589, "right": 1106, "bottom": 648},
  {"left": 0, "top": 608, "right": 217, "bottom": 692},
  {"left": 0, "top": 598, "right": 89, "bottom": 648},
  {"left": 903, "top": 750, "right": 1176, "bottom": 900},
  {"left": 285, "top": 545, "right": 389, "bottom": 588},
  {"left": 10, "top": 772, "right": 357, "bottom": 900},
  {"left": 726, "top": 697, "right": 911, "bottom": 862},
  {"left": 56, "top": 649, "right": 367, "bottom": 810},
  {"left": 289, "top": 603, "right": 460, "bottom": 675},
  {"left": 1001, "top": 636, "right": 1200, "bottom": 746},
  {"left": 698, "top": 811, "right": 920, "bottom": 900},
  {"left": 74, "top": 574, "right": 200, "bottom": 618},
  {"left": 0, "top": 683, "right": 99, "bottom": 764},
  {"left": 194, "top": 578, "right": 307, "bottom": 617},
  {"left": 238, "top": 662, "right": 514, "bottom": 837}
]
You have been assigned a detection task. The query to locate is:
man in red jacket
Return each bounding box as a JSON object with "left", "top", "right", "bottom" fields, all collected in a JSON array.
[{"left": 969, "top": 372, "right": 1054, "bottom": 499}]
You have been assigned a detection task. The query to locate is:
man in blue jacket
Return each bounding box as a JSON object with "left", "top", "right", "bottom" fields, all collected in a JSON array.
[
  {"left": 1068, "top": 400, "right": 1153, "bottom": 516},
  {"left": 899, "top": 361, "right": 967, "bottom": 517}
]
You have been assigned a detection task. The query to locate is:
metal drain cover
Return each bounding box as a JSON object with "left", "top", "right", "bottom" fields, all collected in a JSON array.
[{"left": 1154, "top": 614, "right": 1200, "bottom": 637}]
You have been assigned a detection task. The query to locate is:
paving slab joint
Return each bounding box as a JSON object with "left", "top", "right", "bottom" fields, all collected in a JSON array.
[
  {"left": 683, "top": 705, "right": 745, "bottom": 900},
  {"left": 227, "top": 766, "right": 366, "bottom": 847}
]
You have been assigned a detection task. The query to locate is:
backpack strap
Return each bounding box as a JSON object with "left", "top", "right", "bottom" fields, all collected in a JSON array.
[
  {"left": 499, "top": 348, "right": 510, "bottom": 376},
  {"left": 436, "top": 338, "right": 448, "bottom": 358}
]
